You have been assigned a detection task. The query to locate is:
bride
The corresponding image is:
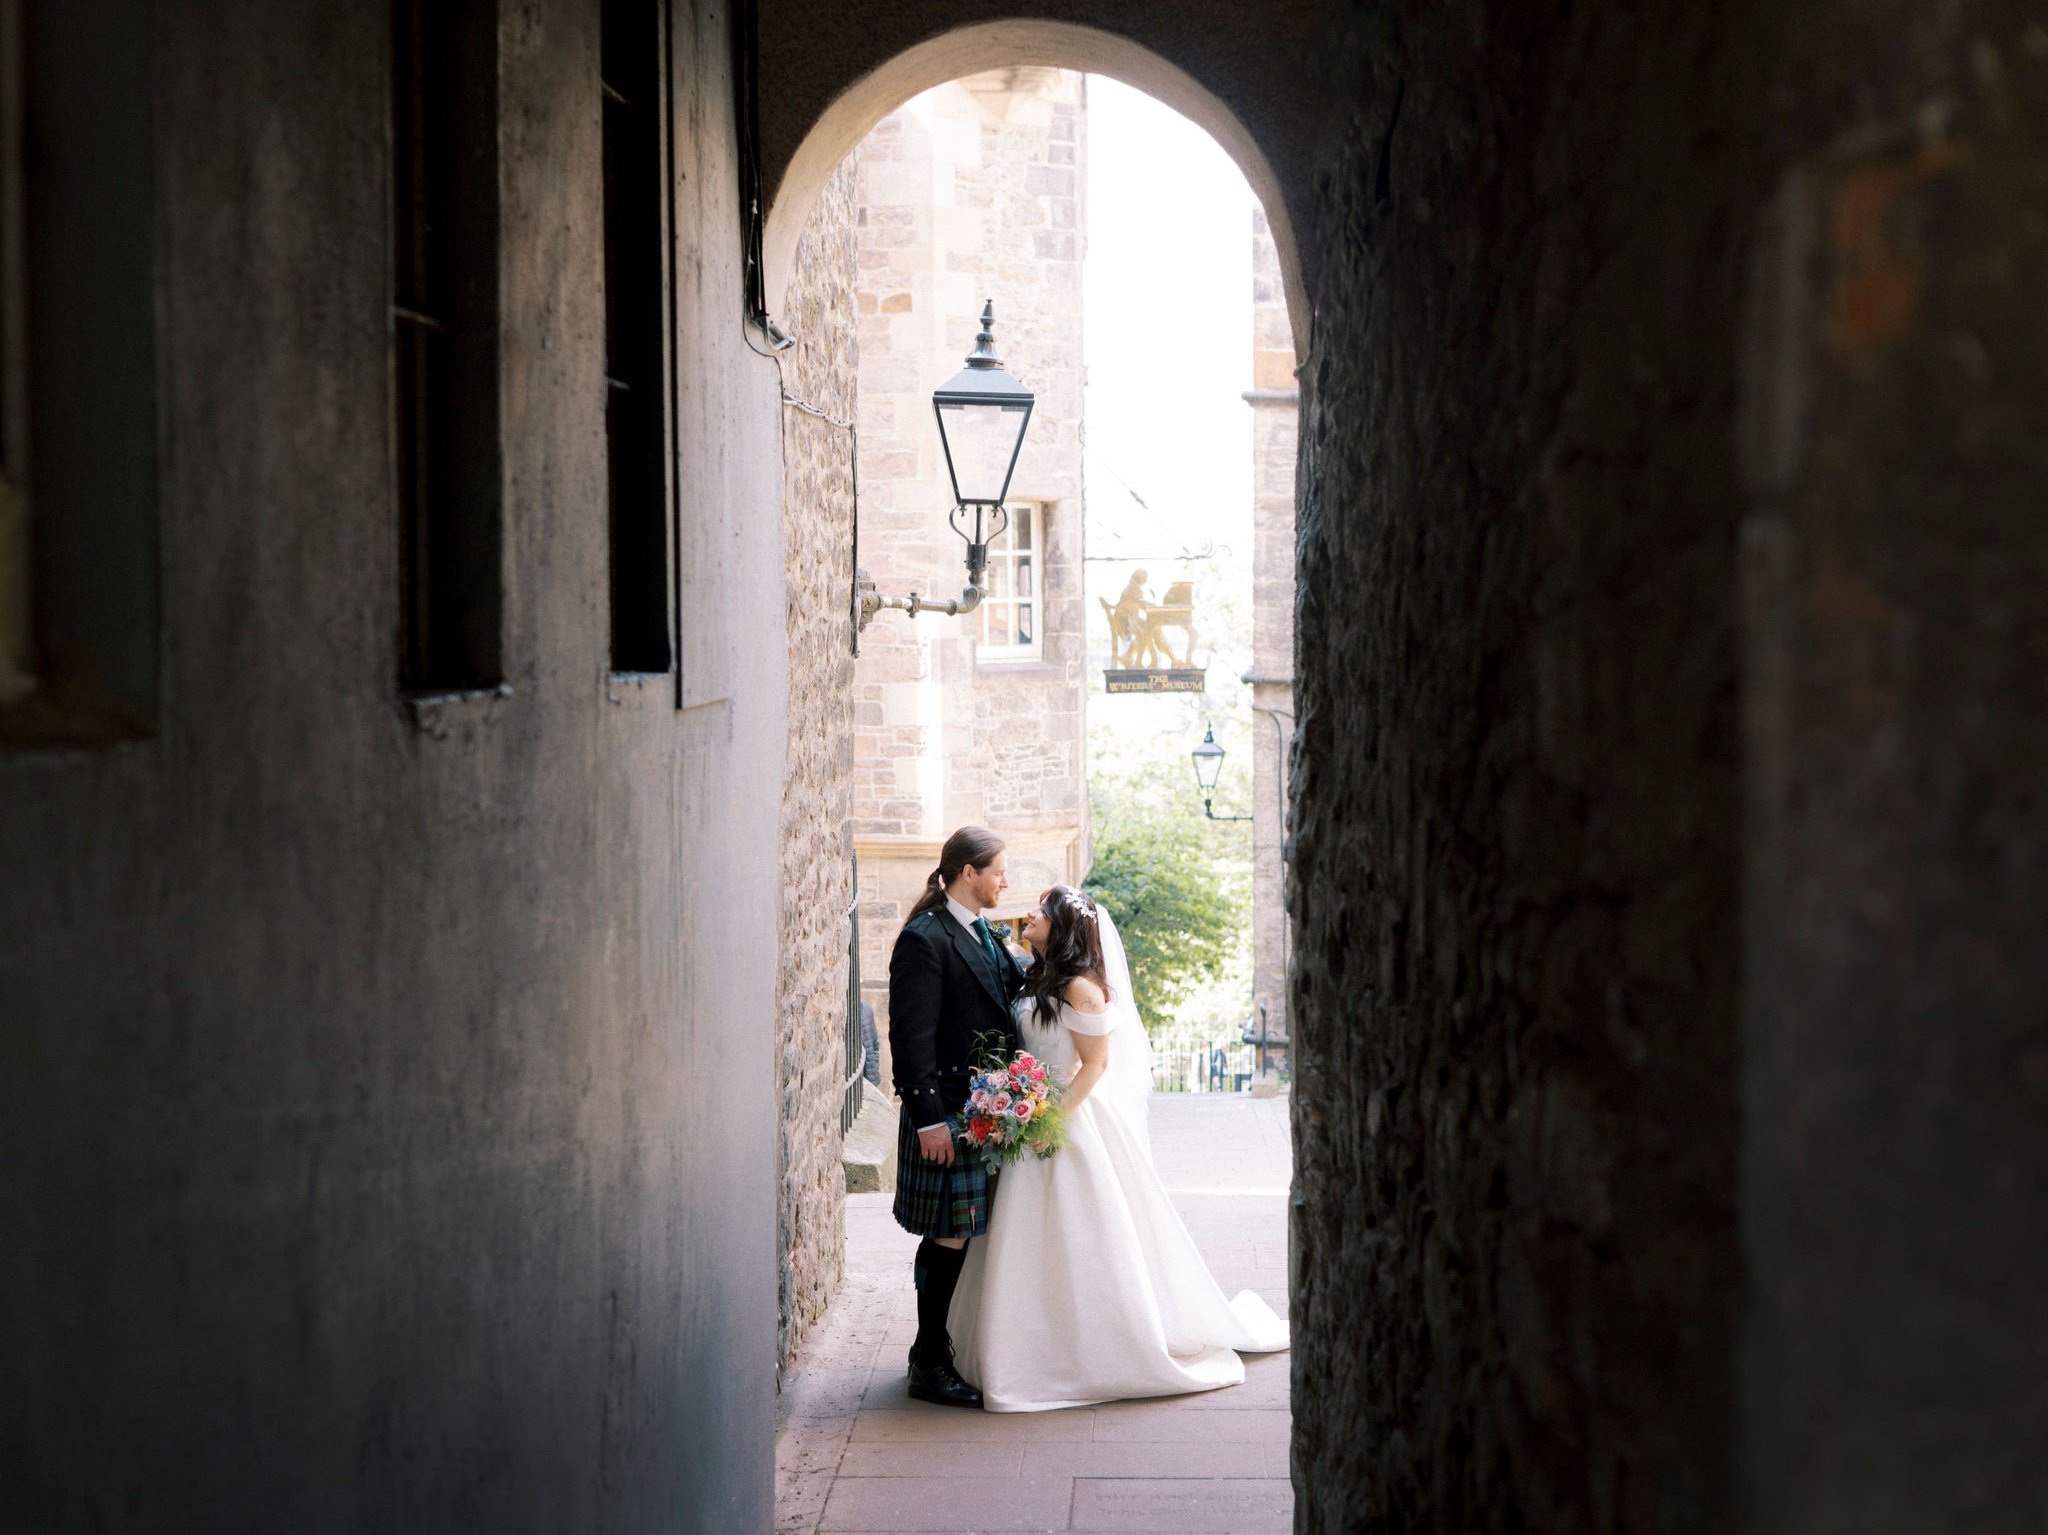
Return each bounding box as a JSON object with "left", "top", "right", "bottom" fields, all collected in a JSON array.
[{"left": 948, "top": 884, "right": 1289, "bottom": 1412}]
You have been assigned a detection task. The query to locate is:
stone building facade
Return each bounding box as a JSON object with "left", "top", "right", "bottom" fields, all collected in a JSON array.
[
  {"left": 849, "top": 70, "right": 1090, "bottom": 1085},
  {"left": 1243, "top": 207, "right": 1298, "bottom": 1057},
  {"left": 774, "top": 162, "right": 859, "bottom": 1370}
]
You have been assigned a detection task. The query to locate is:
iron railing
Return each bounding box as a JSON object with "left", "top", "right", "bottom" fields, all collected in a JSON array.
[
  {"left": 1148, "top": 1007, "right": 1291, "bottom": 1094},
  {"left": 1150, "top": 1038, "right": 1258, "bottom": 1094},
  {"left": 840, "top": 874, "right": 864, "bottom": 1136}
]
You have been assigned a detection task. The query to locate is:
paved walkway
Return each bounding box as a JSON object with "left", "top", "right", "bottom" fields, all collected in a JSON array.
[{"left": 775, "top": 1093, "right": 1293, "bottom": 1534}]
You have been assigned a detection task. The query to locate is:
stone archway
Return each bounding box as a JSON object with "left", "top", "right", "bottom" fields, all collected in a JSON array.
[
  {"left": 758, "top": 18, "right": 1312, "bottom": 359},
  {"left": 767, "top": 48, "right": 1305, "bottom": 1386},
  {"left": 755, "top": 3, "right": 2048, "bottom": 1530}
]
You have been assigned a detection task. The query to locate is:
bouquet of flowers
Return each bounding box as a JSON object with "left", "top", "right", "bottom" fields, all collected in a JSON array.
[{"left": 953, "top": 1035, "right": 1067, "bottom": 1174}]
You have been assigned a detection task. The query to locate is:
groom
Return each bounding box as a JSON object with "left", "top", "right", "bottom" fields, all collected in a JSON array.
[{"left": 888, "top": 825, "right": 1025, "bottom": 1408}]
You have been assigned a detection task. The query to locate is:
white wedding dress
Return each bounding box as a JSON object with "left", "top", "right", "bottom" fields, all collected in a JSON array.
[{"left": 948, "top": 910, "right": 1288, "bottom": 1412}]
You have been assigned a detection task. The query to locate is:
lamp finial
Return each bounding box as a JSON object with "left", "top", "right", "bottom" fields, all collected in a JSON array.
[{"left": 964, "top": 299, "right": 1002, "bottom": 370}]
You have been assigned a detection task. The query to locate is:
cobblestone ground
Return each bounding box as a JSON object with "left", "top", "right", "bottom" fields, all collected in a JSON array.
[{"left": 776, "top": 1093, "right": 1293, "bottom": 1534}]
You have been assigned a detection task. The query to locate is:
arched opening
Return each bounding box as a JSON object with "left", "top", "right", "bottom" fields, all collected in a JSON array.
[
  {"left": 771, "top": 55, "right": 1303, "bottom": 1529},
  {"left": 761, "top": 20, "right": 1311, "bottom": 360}
]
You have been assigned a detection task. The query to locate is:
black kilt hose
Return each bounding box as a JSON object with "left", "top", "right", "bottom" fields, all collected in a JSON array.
[{"left": 887, "top": 907, "right": 1024, "bottom": 1240}]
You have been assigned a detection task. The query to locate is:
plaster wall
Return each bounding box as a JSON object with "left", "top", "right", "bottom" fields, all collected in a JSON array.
[
  {"left": 1, "top": 1, "right": 784, "bottom": 1527},
  {"left": 849, "top": 73, "right": 1089, "bottom": 1083}
]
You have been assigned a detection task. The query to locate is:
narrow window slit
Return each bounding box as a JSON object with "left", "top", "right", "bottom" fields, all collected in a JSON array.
[
  {"left": 601, "top": 0, "right": 675, "bottom": 676},
  {"left": 392, "top": 0, "right": 502, "bottom": 695}
]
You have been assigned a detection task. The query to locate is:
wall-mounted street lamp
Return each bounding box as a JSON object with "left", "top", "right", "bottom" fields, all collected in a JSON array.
[
  {"left": 855, "top": 301, "right": 1035, "bottom": 634},
  {"left": 1190, "top": 723, "right": 1254, "bottom": 822}
]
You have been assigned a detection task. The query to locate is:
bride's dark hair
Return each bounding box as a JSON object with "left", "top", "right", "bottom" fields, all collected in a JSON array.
[{"left": 1023, "top": 885, "right": 1111, "bottom": 1028}]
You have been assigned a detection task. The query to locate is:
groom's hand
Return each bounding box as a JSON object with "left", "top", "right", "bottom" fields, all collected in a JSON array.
[{"left": 917, "top": 1125, "right": 956, "bottom": 1166}]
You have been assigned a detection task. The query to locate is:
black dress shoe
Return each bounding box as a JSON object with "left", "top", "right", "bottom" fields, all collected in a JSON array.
[{"left": 906, "top": 1349, "right": 984, "bottom": 1409}]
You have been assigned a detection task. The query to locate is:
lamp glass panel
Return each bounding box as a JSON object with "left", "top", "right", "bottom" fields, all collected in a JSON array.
[
  {"left": 1192, "top": 746, "right": 1224, "bottom": 791},
  {"left": 937, "top": 400, "right": 1027, "bottom": 504}
]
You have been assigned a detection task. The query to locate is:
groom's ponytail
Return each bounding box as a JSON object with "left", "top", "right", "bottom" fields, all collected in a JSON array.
[{"left": 902, "top": 826, "right": 1007, "bottom": 927}]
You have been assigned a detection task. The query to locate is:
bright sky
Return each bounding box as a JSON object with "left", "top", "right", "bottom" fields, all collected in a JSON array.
[{"left": 1082, "top": 76, "right": 1257, "bottom": 570}]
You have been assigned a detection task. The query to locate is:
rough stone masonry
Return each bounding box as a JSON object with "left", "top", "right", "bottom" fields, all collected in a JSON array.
[{"left": 777, "top": 159, "right": 861, "bottom": 1371}]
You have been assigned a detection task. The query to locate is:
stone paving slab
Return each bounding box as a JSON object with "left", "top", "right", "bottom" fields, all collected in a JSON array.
[
  {"left": 851, "top": 1409, "right": 1101, "bottom": 1444},
  {"left": 1162, "top": 1355, "right": 1291, "bottom": 1410},
  {"left": 1087, "top": 1407, "right": 1291, "bottom": 1445},
  {"left": 819, "top": 1473, "right": 1076, "bottom": 1532},
  {"left": 1051, "top": 1440, "right": 1289, "bottom": 1478},
  {"left": 778, "top": 1093, "right": 1293, "bottom": 1535},
  {"left": 1068, "top": 1477, "right": 1292, "bottom": 1532},
  {"left": 838, "top": 1442, "right": 1031, "bottom": 1478}
]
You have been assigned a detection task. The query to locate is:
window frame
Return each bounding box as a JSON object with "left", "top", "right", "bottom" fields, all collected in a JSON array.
[
  {"left": 2, "top": 0, "right": 160, "bottom": 740},
  {"left": 975, "top": 499, "right": 1045, "bottom": 663},
  {"left": 391, "top": 0, "right": 504, "bottom": 697},
  {"left": 600, "top": 0, "right": 677, "bottom": 679}
]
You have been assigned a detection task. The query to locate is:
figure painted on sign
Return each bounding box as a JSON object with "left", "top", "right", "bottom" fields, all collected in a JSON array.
[
  {"left": 1101, "top": 570, "right": 1200, "bottom": 670},
  {"left": 1130, "top": 579, "right": 1197, "bottom": 668},
  {"left": 1100, "top": 569, "right": 1154, "bottom": 669}
]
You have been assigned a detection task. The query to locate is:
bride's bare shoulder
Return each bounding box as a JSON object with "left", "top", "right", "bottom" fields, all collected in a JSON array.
[{"left": 1062, "top": 975, "right": 1108, "bottom": 1013}]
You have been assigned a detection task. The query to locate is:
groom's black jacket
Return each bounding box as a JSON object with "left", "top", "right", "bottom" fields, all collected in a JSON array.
[{"left": 889, "top": 908, "right": 1025, "bottom": 1130}]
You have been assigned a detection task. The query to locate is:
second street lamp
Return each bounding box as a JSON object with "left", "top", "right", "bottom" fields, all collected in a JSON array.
[
  {"left": 1190, "top": 724, "right": 1253, "bottom": 822},
  {"left": 855, "top": 300, "right": 1034, "bottom": 634}
]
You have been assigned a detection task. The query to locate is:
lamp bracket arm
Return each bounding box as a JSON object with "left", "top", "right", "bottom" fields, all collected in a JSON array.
[{"left": 853, "top": 564, "right": 988, "bottom": 635}]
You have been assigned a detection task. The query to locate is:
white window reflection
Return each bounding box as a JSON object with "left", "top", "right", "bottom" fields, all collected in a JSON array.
[{"left": 978, "top": 502, "right": 1043, "bottom": 661}]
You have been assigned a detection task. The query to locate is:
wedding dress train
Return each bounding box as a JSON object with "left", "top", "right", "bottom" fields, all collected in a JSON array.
[{"left": 948, "top": 910, "right": 1287, "bottom": 1413}]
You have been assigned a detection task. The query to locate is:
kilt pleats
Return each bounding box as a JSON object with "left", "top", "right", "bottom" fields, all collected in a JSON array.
[{"left": 892, "top": 1106, "right": 994, "bottom": 1239}]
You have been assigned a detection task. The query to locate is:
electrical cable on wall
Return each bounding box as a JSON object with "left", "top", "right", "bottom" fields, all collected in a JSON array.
[{"left": 735, "top": 0, "right": 871, "bottom": 655}]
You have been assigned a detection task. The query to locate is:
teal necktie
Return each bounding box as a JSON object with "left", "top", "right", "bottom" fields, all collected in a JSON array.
[{"left": 975, "top": 918, "right": 1003, "bottom": 971}]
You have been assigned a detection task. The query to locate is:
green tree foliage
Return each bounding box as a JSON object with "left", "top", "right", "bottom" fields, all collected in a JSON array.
[
  {"left": 1081, "top": 548, "right": 1259, "bottom": 1030},
  {"left": 1084, "top": 767, "right": 1248, "bottom": 1027}
]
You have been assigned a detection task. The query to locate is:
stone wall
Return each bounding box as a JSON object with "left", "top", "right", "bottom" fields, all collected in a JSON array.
[
  {"left": 1289, "top": 5, "right": 2048, "bottom": 1530},
  {"left": 1243, "top": 206, "right": 1297, "bottom": 1053},
  {"left": 776, "top": 160, "right": 859, "bottom": 1370},
  {"left": 1288, "top": 10, "right": 1752, "bottom": 1528},
  {"left": 850, "top": 72, "right": 1090, "bottom": 1086},
  {"left": 1735, "top": 19, "right": 2048, "bottom": 1527}
]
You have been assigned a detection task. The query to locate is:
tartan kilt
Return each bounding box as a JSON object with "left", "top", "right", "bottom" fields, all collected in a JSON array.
[{"left": 892, "top": 1106, "right": 994, "bottom": 1239}]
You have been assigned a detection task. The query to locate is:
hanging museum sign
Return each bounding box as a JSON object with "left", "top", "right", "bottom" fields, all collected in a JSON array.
[{"left": 1100, "top": 569, "right": 1206, "bottom": 694}]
